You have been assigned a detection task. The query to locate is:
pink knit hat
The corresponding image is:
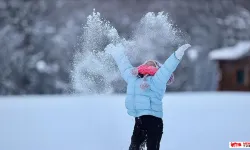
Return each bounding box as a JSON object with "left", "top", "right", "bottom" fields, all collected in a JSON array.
[
  {"left": 131, "top": 60, "right": 175, "bottom": 88},
  {"left": 142, "top": 60, "right": 174, "bottom": 85}
]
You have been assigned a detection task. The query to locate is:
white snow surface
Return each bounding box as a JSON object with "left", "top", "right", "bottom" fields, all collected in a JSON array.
[
  {"left": 209, "top": 41, "right": 250, "bottom": 60},
  {"left": 0, "top": 92, "right": 250, "bottom": 150}
]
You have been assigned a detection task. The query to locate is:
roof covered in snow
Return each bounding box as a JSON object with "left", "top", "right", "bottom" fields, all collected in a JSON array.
[{"left": 209, "top": 41, "right": 250, "bottom": 60}]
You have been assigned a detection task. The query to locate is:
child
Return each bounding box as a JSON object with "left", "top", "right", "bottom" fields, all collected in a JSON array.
[{"left": 105, "top": 36, "right": 191, "bottom": 150}]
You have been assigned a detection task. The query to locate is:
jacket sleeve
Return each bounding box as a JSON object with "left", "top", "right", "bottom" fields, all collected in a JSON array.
[
  {"left": 151, "top": 53, "right": 181, "bottom": 89},
  {"left": 107, "top": 44, "right": 135, "bottom": 83}
]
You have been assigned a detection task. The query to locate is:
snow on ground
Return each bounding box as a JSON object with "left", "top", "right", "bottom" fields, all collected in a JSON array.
[{"left": 0, "top": 92, "right": 250, "bottom": 150}]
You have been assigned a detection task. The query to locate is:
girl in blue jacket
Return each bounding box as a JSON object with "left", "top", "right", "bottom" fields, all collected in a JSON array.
[{"left": 105, "top": 33, "right": 191, "bottom": 150}]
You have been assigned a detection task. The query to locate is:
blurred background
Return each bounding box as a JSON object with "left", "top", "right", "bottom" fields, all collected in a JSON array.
[
  {"left": 1, "top": 1, "right": 250, "bottom": 150},
  {"left": 0, "top": 0, "right": 250, "bottom": 95}
]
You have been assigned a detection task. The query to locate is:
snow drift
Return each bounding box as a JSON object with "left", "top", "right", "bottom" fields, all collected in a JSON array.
[{"left": 0, "top": 92, "right": 250, "bottom": 150}]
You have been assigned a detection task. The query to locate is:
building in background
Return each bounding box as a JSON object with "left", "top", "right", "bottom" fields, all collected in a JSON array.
[{"left": 209, "top": 41, "right": 250, "bottom": 91}]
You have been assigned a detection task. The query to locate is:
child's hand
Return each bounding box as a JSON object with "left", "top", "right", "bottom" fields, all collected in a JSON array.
[
  {"left": 175, "top": 44, "right": 191, "bottom": 60},
  {"left": 104, "top": 43, "right": 115, "bottom": 55},
  {"left": 104, "top": 43, "right": 125, "bottom": 55},
  {"left": 107, "top": 28, "right": 119, "bottom": 42}
]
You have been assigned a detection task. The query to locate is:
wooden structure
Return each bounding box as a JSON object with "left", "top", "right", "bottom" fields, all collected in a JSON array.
[{"left": 209, "top": 41, "right": 250, "bottom": 91}]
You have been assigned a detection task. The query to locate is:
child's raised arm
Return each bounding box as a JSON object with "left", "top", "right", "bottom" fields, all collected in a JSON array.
[
  {"left": 105, "top": 43, "right": 135, "bottom": 83},
  {"left": 152, "top": 44, "right": 191, "bottom": 89}
]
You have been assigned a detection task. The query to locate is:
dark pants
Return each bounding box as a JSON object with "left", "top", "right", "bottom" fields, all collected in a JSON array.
[{"left": 129, "top": 115, "right": 163, "bottom": 150}]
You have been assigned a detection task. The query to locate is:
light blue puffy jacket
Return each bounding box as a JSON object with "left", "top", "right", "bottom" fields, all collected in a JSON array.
[{"left": 107, "top": 44, "right": 181, "bottom": 118}]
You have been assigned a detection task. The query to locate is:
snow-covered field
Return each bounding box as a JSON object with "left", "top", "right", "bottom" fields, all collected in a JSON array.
[{"left": 0, "top": 92, "right": 250, "bottom": 150}]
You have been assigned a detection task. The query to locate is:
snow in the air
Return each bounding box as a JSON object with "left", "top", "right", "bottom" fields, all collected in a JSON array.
[
  {"left": 71, "top": 11, "right": 185, "bottom": 94},
  {"left": 0, "top": 93, "right": 250, "bottom": 150},
  {"left": 209, "top": 41, "right": 250, "bottom": 60}
]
